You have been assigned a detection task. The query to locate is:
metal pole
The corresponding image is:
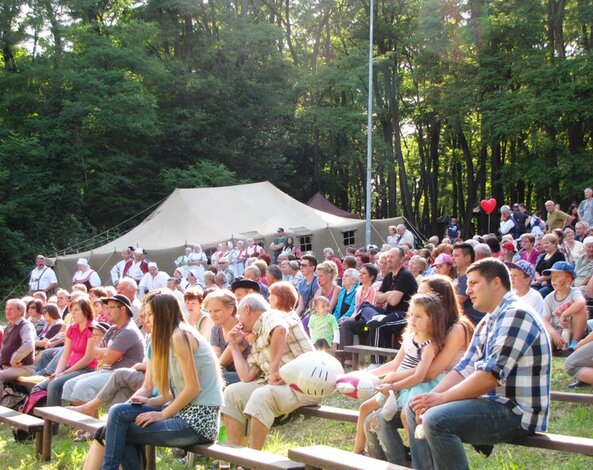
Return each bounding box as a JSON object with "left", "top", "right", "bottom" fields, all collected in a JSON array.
[{"left": 365, "top": 0, "right": 374, "bottom": 247}]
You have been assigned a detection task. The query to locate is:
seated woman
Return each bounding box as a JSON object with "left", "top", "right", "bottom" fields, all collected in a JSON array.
[
  {"left": 35, "top": 304, "right": 64, "bottom": 351},
  {"left": 533, "top": 233, "right": 565, "bottom": 297},
  {"left": 33, "top": 297, "right": 98, "bottom": 407},
  {"left": 332, "top": 268, "right": 360, "bottom": 323},
  {"left": 563, "top": 226, "right": 583, "bottom": 262},
  {"left": 431, "top": 254, "right": 456, "bottom": 280},
  {"left": 269, "top": 281, "right": 300, "bottom": 321},
  {"left": 26, "top": 299, "right": 46, "bottom": 336},
  {"left": 364, "top": 275, "right": 474, "bottom": 464},
  {"left": 99, "top": 290, "right": 223, "bottom": 469},
  {"left": 203, "top": 290, "right": 251, "bottom": 385},
  {"left": 519, "top": 233, "right": 539, "bottom": 266}
]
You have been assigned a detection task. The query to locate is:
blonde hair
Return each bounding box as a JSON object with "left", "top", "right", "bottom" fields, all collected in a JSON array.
[
  {"left": 313, "top": 295, "right": 330, "bottom": 311},
  {"left": 203, "top": 289, "right": 237, "bottom": 314},
  {"left": 316, "top": 261, "right": 338, "bottom": 280},
  {"left": 542, "top": 233, "right": 559, "bottom": 246}
]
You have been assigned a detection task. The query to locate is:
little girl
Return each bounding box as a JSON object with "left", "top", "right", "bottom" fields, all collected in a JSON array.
[
  {"left": 308, "top": 296, "right": 339, "bottom": 351},
  {"left": 353, "top": 293, "right": 448, "bottom": 454}
]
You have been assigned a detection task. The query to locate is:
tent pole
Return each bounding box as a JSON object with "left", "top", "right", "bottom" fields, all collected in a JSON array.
[{"left": 365, "top": 0, "right": 374, "bottom": 247}]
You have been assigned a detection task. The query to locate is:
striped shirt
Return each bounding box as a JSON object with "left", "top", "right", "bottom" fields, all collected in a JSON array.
[
  {"left": 248, "top": 309, "right": 314, "bottom": 382},
  {"left": 454, "top": 292, "right": 551, "bottom": 433},
  {"left": 399, "top": 334, "right": 431, "bottom": 371}
]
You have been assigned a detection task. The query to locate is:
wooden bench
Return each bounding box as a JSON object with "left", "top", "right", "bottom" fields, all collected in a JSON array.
[
  {"left": 550, "top": 390, "right": 593, "bottom": 404},
  {"left": 33, "top": 406, "right": 106, "bottom": 461},
  {"left": 0, "top": 406, "right": 44, "bottom": 458},
  {"left": 296, "top": 405, "right": 593, "bottom": 456},
  {"left": 343, "top": 345, "right": 399, "bottom": 369},
  {"left": 288, "top": 444, "right": 407, "bottom": 470},
  {"left": 182, "top": 442, "right": 305, "bottom": 470}
]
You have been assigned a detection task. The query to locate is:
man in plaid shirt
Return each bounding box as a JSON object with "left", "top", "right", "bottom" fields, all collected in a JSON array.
[{"left": 408, "top": 258, "right": 551, "bottom": 470}]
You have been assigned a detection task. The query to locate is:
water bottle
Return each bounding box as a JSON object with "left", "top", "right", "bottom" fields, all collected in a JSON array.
[{"left": 561, "top": 328, "right": 571, "bottom": 350}]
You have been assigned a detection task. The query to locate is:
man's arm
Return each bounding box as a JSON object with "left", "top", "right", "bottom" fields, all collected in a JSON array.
[
  {"left": 268, "top": 325, "right": 288, "bottom": 384},
  {"left": 11, "top": 322, "right": 36, "bottom": 366}
]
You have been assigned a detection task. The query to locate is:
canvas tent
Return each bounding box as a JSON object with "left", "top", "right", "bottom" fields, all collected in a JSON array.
[{"left": 53, "top": 181, "right": 403, "bottom": 287}]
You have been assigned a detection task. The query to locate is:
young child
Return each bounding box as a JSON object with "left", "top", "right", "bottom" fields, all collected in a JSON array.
[
  {"left": 542, "top": 261, "right": 587, "bottom": 350},
  {"left": 308, "top": 296, "right": 339, "bottom": 351},
  {"left": 353, "top": 293, "right": 448, "bottom": 454}
]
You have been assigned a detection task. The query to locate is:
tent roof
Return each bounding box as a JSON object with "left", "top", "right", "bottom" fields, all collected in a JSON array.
[
  {"left": 306, "top": 192, "right": 360, "bottom": 219},
  {"left": 67, "top": 181, "right": 359, "bottom": 256}
]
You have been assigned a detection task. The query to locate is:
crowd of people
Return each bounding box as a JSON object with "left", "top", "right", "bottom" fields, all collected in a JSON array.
[{"left": 0, "top": 189, "right": 591, "bottom": 468}]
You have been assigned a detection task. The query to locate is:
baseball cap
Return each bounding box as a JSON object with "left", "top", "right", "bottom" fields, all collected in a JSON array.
[
  {"left": 432, "top": 253, "right": 453, "bottom": 267},
  {"left": 505, "top": 260, "right": 535, "bottom": 279},
  {"left": 542, "top": 261, "right": 575, "bottom": 278},
  {"left": 502, "top": 241, "right": 516, "bottom": 252}
]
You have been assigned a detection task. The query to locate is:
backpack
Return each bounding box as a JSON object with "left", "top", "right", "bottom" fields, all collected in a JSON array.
[
  {"left": 0, "top": 385, "right": 27, "bottom": 409},
  {"left": 12, "top": 389, "right": 47, "bottom": 442}
]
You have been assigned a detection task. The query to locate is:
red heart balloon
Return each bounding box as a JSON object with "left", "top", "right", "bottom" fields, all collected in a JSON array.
[{"left": 480, "top": 198, "right": 497, "bottom": 214}]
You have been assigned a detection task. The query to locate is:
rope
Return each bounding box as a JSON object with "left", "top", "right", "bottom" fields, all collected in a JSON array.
[
  {"left": 53, "top": 195, "right": 167, "bottom": 256},
  {"left": 326, "top": 225, "right": 345, "bottom": 258},
  {"left": 0, "top": 272, "right": 31, "bottom": 306}
]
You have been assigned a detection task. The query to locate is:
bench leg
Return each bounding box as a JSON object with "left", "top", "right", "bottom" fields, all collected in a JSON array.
[
  {"left": 304, "top": 465, "right": 321, "bottom": 470},
  {"left": 42, "top": 419, "right": 52, "bottom": 461},
  {"left": 145, "top": 445, "right": 156, "bottom": 470},
  {"left": 352, "top": 352, "right": 360, "bottom": 370},
  {"left": 34, "top": 429, "right": 43, "bottom": 459}
]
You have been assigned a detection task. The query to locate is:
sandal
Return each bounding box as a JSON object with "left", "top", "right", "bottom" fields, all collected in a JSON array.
[{"left": 74, "top": 431, "right": 93, "bottom": 442}]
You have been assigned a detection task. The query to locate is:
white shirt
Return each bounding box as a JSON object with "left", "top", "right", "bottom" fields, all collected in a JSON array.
[
  {"left": 515, "top": 288, "right": 545, "bottom": 317},
  {"left": 127, "top": 261, "right": 146, "bottom": 282},
  {"left": 398, "top": 230, "right": 415, "bottom": 248},
  {"left": 110, "top": 260, "right": 127, "bottom": 285},
  {"left": 138, "top": 271, "right": 170, "bottom": 300},
  {"left": 72, "top": 269, "right": 101, "bottom": 287},
  {"left": 29, "top": 266, "right": 57, "bottom": 292}
]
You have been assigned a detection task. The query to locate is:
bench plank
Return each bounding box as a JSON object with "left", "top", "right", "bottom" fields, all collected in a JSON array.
[
  {"left": 296, "top": 405, "right": 358, "bottom": 424},
  {"left": 0, "top": 405, "right": 44, "bottom": 458},
  {"left": 288, "top": 445, "right": 407, "bottom": 470},
  {"left": 184, "top": 442, "right": 304, "bottom": 469},
  {"left": 550, "top": 390, "right": 593, "bottom": 404},
  {"left": 34, "top": 406, "right": 105, "bottom": 461}
]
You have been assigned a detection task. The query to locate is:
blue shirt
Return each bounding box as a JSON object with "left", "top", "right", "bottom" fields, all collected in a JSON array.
[
  {"left": 454, "top": 292, "right": 551, "bottom": 433},
  {"left": 298, "top": 274, "right": 318, "bottom": 310}
]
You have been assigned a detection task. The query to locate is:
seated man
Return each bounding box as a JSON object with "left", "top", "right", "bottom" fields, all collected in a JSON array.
[
  {"left": 222, "top": 294, "right": 320, "bottom": 450},
  {"left": 0, "top": 299, "right": 36, "bottom": 396},
  {"left": 407, "top": 258, "right": 551, "bottom": 470},
  {"left": 574, "top": 236, "right": 593, "bottom": 296},
  {"left": 61, "top": 294, "right": 145, "bottom": 405}
]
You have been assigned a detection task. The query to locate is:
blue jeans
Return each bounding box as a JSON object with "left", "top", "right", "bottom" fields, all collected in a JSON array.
[
  {"left": 405, "top": 399, "right": 530, "bottom": 470},
  {"left": 35, "top": 348, "right": 63, "bottom": 375},
  {"left": 36, "top": 368, "right": 94, "bottom": 406},
  {"left": 102, "top": 403, "right": 209, "bottom": 470},
  {"left": 363, "top": 410, "right": 407, "bottom": 464}
]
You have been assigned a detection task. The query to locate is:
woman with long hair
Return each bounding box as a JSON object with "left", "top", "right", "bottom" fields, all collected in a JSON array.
[{"left": 100, "top": 290, "right": 223, "bottom": 469}]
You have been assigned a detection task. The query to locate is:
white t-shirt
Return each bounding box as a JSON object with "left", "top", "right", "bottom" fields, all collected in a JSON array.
[
  {"left": 138, "top": 271, "right": 170, "bottom": 299},
  {"left": 29, "top": 266, "right": 58, "bottom": 292},
  {"left": 516, "top": 288, "right": 545, "bottom": 317}
]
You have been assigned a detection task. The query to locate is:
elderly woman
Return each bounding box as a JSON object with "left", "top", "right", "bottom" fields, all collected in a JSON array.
[
  {"left": 519, "top": 233, "right": 539, "bottom": 266},
  {"left": 26, "top": 299, "right": 46, "bottom": 336},
  {"left": 332, "top": 268, "right": 360, "bottom": 323},
  {"left": 563, "top": 226, "right": 583, "bottom": 261},
  {"left": 203, "top": 290, "right": 250, "bottom": 385},
  {"left": 408, "top": 255, "right": 427, "bottom": 284},
  {"left": 230, "top": 240, "right": 245, "bottom": 277},
  {"left": 533, "top": 233, "right": 565, "bottom": 297}
]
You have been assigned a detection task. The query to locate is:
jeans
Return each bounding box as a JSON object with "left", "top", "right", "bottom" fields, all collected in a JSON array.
[
  {"left": 102, "top": 403, "right": 208, "bottom": 470},
  {"left": 405, "top": 399, "right": 530, "bottom": 470},
  {"left": 36, "top": 368, "right": 94, "bottom": 406},
  {"left": 363, "top": 410, "right": 407, "bottom": 464},
  {"left": 35, "top": 348, "right": 63, "bottom": 375}
]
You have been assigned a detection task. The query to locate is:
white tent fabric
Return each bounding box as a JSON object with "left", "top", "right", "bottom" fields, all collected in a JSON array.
[{"left": 53, "top": 181, "right": 403, "bottom": 287}]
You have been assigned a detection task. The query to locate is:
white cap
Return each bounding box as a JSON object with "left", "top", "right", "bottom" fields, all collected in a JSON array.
[
  {"left": 134, "top": 248, "right": 143, "bottom": 255},
  {"left": 148, "top": 262, "right": 158, "bottom": 269},
  {"left": 77, "top": 258, "right": 88, "bottom": 266},
  {"left": 583, "top": 236, "right": 593, "bottom": 246}
]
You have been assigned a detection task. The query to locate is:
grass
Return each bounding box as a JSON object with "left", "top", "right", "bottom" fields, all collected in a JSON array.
[{"left": 0, "top": 357, "right": 592, "bottom": 468}]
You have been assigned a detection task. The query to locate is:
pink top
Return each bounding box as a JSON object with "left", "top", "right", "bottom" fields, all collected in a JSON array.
[
  {"left": 520, "top": 249, "right": 540, "bottom": 266},
  {"left": 66, "top": 323, "right": 98, "bottom": 369},
  {"left": 355, "top": 284, "right": 378, "bottom": 308}
]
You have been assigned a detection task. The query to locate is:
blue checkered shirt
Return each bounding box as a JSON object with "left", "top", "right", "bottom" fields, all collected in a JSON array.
[{"left": 454, "top": 291, "right": 551, "bottom": 432}]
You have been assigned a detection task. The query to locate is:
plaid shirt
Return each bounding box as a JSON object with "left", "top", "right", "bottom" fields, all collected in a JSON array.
[
  {"left": 454, "top": 291, "right": 551, "bottom": 433},
  {"left": 248, "top": 309, "right": 314, "bottom": 382}
]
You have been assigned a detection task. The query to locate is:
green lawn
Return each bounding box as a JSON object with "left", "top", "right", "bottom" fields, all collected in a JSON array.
[{"left": 0, "top": 357, "right": 592, "bottom": 469}]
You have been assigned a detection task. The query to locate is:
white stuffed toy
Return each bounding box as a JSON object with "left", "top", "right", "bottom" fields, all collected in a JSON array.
[
  {"left": 335, "top": 371, "right": 380, "bottom": 401},
  {"left": 279, "top": 351, "right": 344, "bottom": 398}
]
